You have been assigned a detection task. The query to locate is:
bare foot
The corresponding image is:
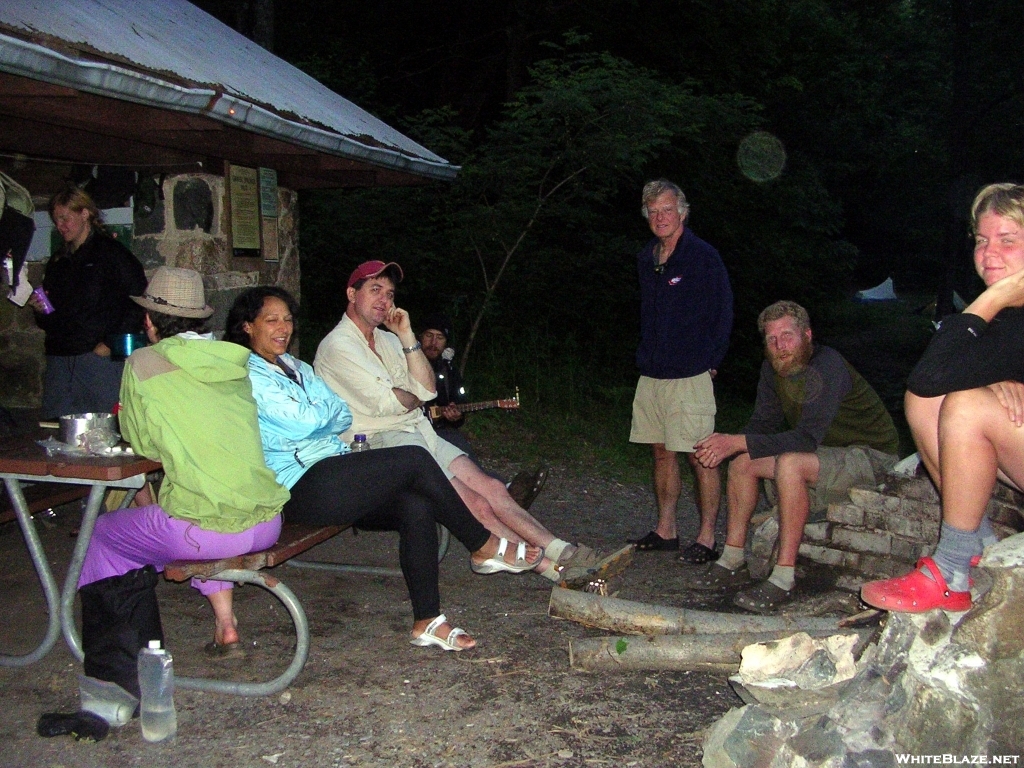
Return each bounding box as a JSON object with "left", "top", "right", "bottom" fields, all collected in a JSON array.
[
  {"left": 214, "top": 612, "right": 240, "bottom": 647},
  {"left": 471, "top": 536, "right": 543, "bottom": 569}
]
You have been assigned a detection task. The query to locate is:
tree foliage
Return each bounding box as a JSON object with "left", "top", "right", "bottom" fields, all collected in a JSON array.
[
  {"left": 444, "top": 49, "right": 719, "bottom": 367},
  {"left": 198, "top": 0, "right": 1022, "bottom": 403},
  {"left": 298, "top": 40, "right": 854, "bottom": 395}
]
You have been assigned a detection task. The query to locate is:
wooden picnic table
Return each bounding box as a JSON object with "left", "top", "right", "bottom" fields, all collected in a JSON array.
[
  {"left": 1, "top": 428, "right": 451, "bottom": 696},
  {"left": 0, "top": 429, "right": 159, "bottom": 667}
]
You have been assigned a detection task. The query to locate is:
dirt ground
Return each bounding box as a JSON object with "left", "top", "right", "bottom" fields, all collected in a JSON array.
[{"left": 0, "top": 452, "right": 865, "bottom": 768}]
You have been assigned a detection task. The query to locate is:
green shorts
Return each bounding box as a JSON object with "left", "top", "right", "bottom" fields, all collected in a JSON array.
[{"left": 764, "top": 445, "right": 898, "bottom": 513}]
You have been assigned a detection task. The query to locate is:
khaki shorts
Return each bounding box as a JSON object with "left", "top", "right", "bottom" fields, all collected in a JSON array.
[
  {"left": 366, "top": 422, "right": 467, "bottom": 479},
  {"left": 629, "top": 373, "right": 716, "bottom": 453},
  {"left": 764, "top": 445, "right": 898, "bottom": 514}
]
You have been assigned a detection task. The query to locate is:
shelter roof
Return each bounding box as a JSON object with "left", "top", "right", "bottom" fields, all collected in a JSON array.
[{"left": 0, "top": 0, "right": 457, "bottom": 188}]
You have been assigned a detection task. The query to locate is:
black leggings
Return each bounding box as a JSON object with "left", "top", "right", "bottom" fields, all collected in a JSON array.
[{"left": 282, "top": 445, "right": 490, "bottom": 621}]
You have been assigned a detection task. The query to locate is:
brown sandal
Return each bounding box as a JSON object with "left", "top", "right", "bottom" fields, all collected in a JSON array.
[
  {"left": 733, "top": 580, "right": 795, "bottom": 614},
  {"left": 683, "top": 562, "right": 752, "bottom": 591}
]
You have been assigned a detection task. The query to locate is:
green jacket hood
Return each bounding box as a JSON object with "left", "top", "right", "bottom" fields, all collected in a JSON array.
[{"left": 155, "top": 336, "right": 250, "bottom": 384}]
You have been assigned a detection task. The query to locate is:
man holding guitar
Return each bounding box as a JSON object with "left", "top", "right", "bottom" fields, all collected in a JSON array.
[
  {"left": 419, "top": 313, "right": 471, "bottom": 451},
  {"left": 314, "top": 261, "right": 634, "bottom": 586},
  {"left": 420, "top": 314, "right": 545, "bottom": 509}
]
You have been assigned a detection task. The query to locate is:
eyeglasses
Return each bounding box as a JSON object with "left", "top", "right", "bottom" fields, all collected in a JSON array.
[{"left": 649, "top": 206, "right": 679, "bottom": 219}]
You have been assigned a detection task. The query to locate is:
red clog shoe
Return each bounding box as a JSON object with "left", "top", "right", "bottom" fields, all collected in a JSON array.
[{"left": 861, "top": 557, "right": 971, "bottom": 614}]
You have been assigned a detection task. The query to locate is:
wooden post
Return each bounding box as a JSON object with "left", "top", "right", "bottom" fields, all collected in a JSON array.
[
  {"left": 568, "top": 629, "right": 875, "bottom": 672},
  {"left": 549, "top": 588, "right": 843, "bottom": 636}
]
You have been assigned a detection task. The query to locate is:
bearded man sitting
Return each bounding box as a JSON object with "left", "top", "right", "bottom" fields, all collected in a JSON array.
[{"left": 686, "top": 300, "right": 900, "bottom": 613}]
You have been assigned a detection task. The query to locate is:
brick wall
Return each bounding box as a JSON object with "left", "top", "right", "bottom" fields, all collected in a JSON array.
[{"left": 751, "top": 469, "right": 1024, "bottom": 581}]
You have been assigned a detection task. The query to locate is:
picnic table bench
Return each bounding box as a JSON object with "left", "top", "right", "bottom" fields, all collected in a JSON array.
[
  {"left": 163, "top": 521, "right": 450, "bottom": 696},
  {"left": 0, "top": 481, "right": 90, "bottom": 526}
]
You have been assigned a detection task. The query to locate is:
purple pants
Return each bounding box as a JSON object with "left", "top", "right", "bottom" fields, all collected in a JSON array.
[{"left": 78, "top": 505, "right": 282, "bottom": 596}]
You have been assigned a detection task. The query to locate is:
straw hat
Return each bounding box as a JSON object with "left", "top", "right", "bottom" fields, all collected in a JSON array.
[{"left": 131, "top": 267, "right": 214, "bottom": 319}]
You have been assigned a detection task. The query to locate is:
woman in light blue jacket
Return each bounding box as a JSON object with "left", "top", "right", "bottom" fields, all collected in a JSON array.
[{"left": 226, "top": 287, "right": 541, "bottom": 652}]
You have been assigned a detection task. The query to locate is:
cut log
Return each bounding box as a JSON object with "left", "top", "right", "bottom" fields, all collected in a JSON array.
[
  {"left": 569, "top": 630, "right": 874, "bottom": 672},
  {"left": 549, "top": 588, "right": 842, "bottom": 635}
]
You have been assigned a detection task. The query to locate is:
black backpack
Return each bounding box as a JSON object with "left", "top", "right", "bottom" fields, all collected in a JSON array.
[{"left": 0, "top": 171, "right": 36, "bottom": 289}]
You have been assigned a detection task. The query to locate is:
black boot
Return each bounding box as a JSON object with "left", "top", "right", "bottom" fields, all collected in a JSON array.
[{"left": 78, "top": 565, "right": 164, "bottom": 699}]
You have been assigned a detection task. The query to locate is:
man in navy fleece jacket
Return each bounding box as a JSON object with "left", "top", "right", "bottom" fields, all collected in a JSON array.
[{"left": 628, "top": 179, "right": 734, "bottom": 563}]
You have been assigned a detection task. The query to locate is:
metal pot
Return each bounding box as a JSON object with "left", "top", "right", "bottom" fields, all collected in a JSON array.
[
  {"left": 106, "top": 332, "right": 148, "bottom": 360},
  {"left": 60, "top": 412, "right": 116, "bottom": 447}
]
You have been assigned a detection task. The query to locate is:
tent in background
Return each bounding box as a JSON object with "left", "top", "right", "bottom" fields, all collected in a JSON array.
[{"left": 855, "top": 277, "right": 898, "bottom": 301}]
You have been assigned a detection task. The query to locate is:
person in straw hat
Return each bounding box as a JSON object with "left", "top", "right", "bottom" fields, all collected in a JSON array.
[{"left": 75, "top": 268, "right": 290, "bottom": 697}]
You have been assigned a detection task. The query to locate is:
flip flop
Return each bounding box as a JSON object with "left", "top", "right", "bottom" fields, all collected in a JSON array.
[
  {"left": 204, "top": 640, "right": 247, "bottom": 660},
  {"left": 733, "top": 580, "right": 795, "bottom": 614},
  {"left": 410, "top": 614, "right": 474, "bottom": 652},
  {"left": 628, "top": 531, "right": 679, "bottom": 551},
  {"left": 677, "top": 540, "right": 720, "bottom": 565},
  {"left": 471, "top": 538, "right": 543, "bottom": 574}
]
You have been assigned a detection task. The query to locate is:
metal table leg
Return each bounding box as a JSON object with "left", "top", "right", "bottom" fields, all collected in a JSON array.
[
  {"left": 60, "top": 484, "right": 109, "bottom": 662},
  {"left": 175, "top": 569, "right": 309, "bottom": 696},
  {"left": 0, "top": 478, "right": 62, "bottom": 667}
]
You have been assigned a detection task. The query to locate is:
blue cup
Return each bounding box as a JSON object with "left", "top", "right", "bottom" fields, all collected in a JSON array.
[{"left": 107, "top": 333, "right": 148, "bottom": 360}]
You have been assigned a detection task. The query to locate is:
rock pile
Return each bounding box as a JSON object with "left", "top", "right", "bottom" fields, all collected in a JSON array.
[{"left": 701, "top": 533, "right": 1024, "bottom": 765}]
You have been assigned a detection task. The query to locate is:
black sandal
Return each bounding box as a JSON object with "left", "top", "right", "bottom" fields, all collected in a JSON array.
[
  {"left": 628, "top": 531, "right": 680, "bottom": 551},
  {"left": 677, "top": 540, "right": 720, "bottom": 565},
  {"left": 37, "top": 711, "right": 110, "bottom": 742},
  {"left": 507, "top": 466, "right": 548, "bottom": 510}
]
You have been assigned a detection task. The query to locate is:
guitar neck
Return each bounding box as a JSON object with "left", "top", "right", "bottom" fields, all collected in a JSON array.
[
  {"left": 455, "top": 400, "right": 502, "bottom": 415},
  {"left": 428, "top": 396, "right": 518, "bottom": 421}
]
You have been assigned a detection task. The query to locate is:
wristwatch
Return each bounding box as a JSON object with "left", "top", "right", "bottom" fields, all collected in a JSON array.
[{"left": 402, "top": 342, "right": 422, "bottom": 354}]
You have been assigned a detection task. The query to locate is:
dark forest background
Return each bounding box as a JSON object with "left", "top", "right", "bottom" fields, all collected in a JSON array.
[{"left": 194, "top": 0, "right": 1021, "bottom": 466}]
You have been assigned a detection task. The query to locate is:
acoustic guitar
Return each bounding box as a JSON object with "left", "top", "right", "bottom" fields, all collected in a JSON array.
[{"left": 428, "top": 388, "right": 519, "bottom": 422}]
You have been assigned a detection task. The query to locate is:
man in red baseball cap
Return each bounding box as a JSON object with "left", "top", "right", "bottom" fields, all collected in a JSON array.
[
  {"left": 314, "top": 260, "right": 634, "bottom": 586},
  {"left": 346, "top": 260, "right": 403, "bottom": 289}
]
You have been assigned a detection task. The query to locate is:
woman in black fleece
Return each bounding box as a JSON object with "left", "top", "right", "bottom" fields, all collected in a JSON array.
[{"left": 863, "top": 183, "right": 1024, "bottom": 613}]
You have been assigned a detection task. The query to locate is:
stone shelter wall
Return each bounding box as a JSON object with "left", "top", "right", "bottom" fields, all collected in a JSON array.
[{"left": 0, "top": 173, "right": 300, "bottom": 408}]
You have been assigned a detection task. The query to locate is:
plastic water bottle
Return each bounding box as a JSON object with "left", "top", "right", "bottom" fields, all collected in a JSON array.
[
  {"left": 137, "top": 640, "right": 177, "bottom": 742},
  {"left": 350, "top": 434, "right": 370, "bottom": 453}
]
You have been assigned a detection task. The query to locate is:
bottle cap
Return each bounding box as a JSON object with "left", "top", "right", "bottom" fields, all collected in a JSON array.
[
  {"left": 148, "top": 640, "right": 162, "bottom": 649},
  {"left": 354, "top": 434, "right": 366, "bottom": 441}
]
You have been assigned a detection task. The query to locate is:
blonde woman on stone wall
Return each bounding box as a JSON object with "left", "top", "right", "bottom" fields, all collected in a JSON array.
[{"left": 863, "top": 183, "right": 1024, "bottom": 613}]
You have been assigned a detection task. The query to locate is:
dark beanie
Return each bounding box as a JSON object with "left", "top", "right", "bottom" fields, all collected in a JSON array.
[{"left": 419, "top": 313, "right": 453, "bottom": 342}]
